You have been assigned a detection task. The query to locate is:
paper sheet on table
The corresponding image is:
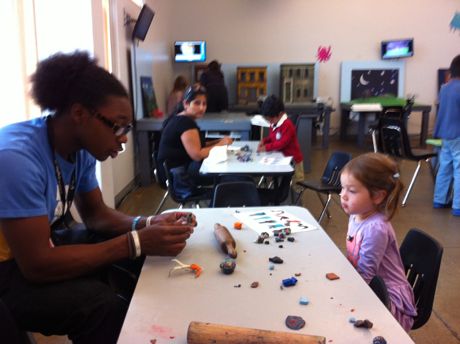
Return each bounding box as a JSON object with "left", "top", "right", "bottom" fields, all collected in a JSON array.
[
  {"left": 227, "top": 144, "right": 242, "bottom": 152},
  {"left": 204, "top": 145, "right": 228, "bottom": 164},
  {"left": 350, "top": 103, "right": 383, "bottom": 112},
  {"left": 259, "top": 156, "right": 292, "bottom": 165},
  {"left": 251, "top": 114, "right": 270, "bottom": 127},
  {"left": 234, "top": 209, "right": 317, "bottom": 236}
]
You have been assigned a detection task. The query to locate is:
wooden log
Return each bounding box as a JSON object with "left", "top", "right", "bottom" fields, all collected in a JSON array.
[
  {"left": 187, "top": 321, "right": 325, "bottom": 344},
  {"left": 214, "top": 223, "right": 237, "bottom": 258}
]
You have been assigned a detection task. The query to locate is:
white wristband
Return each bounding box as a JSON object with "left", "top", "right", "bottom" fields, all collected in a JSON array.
[
  {"left": 131, "top": 230, "right": 142, "bottom": 258},
  {"left": 146, "top": 215, "right": 154, "bottom": 227}
]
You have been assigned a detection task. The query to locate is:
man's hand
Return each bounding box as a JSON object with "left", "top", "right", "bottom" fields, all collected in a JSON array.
[
  {"left": 149, "top": 212, "right": 197, "bottom": 227},
  {"left": 138, "top": 224, "right": 194, "bottom": 257}
]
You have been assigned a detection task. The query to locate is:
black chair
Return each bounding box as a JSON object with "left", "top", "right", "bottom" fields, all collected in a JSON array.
[
  {"left": 211, "top": 181, "right": 262, "bottom": 207},
  {"left": 369, "top": 275, "right": 391, "bottom": 310},
  {"left": 295, "top": 151, "right": 352, "bottom": 223},
  {"left": 153, "top": 154, "right": 169, "bottom": 215},
  {"left": 371, "top": 101, "right": 437, "bottom": 207},
  {"left": 0, "top": 298, "right": 35, "bottom": 344},
  {"left": 400, "top": 228, "right": 443, "bottom": 329},
  {"left": 163, "top": 161, "right": 212, "bottom": 208}
]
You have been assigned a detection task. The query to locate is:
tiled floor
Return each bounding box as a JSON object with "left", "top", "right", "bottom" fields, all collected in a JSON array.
[{"left": 35, "top": 136, "right": 460, "bottom": 344}]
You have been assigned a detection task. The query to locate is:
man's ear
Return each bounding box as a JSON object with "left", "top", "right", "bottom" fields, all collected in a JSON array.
[{"left": 69, "top": 103, "right": 88, "bottom": 125}]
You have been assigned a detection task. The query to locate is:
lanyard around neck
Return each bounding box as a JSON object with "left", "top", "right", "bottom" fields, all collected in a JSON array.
[{"left": 47, "top": 116, "right": 77, "bottom": 221}]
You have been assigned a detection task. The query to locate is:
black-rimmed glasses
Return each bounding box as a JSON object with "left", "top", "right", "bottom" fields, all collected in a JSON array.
[{"left": 91, "top": 111, "right": 132, "bottom": 137}]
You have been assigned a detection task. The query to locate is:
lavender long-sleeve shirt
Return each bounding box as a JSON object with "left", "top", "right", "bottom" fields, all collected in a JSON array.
[{"left": 346, "top": 213, "right": 417, "bottom": 331}]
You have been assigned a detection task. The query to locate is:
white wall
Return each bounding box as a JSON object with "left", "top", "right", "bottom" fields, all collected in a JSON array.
[
  {"left": 107, "top": 0, "right": 460, "bottom": 197},
  {"left": 150, "top": 0, "right": 459, "bottom": 132}
]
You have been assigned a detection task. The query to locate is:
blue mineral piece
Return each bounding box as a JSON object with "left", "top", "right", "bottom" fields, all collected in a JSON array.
[
  {"left": 299, "top": 296, "right": 309, "bottom": 305},
  {"left": 348, "top": 317, "right": 356, "bottom": 323},
  {"left": 220, "top": 258, "right": 236, "bottom": 274},
  {"left": 282, "top": 276, "right": 298, "bottom": 287},
  {"left": 269, "top": 263, "right": 275, "bottom": 270}
]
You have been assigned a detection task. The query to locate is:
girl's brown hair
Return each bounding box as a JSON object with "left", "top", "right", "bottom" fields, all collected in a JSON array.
[{"left": 342, "top": 152, "right": 403, "bottom": 220}]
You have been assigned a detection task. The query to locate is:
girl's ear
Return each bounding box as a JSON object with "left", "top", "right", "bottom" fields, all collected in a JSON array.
[{"left": 372, "top": 189, "right": 387, "bottom": 206}]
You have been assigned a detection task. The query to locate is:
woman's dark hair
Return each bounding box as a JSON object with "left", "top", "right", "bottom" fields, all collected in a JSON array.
[
  {"left": 163, "top": 84, "right": 207, "bottom": 128},
  {"left": 31, "top": 51, "right": 128, "bottom": 115},
  {"left": 450, "top": 55, "right": 460, "bottom": 78},
  {"left": 208, "top": 60, "right": 221, "bottom": 72},
  {"left": 172, "top": 75, "right": 188, "bottom": 92},
  {"left": 261, "top": 94, "right": 284, "bottom": 118}
]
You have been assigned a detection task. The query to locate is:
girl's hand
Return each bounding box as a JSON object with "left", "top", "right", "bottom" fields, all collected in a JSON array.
[{"left": 257, "top": 144, "right": 266, "bottom": 152}]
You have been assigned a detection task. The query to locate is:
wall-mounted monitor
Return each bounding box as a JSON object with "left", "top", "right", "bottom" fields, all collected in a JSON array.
[
  {"left": 174, "top": 41, "right": 206, "bottom": 62},
  {"left": 132, "top": 5, "right": 155, "bottom": 41},
  {"left": 381, "top": 38, "right": 414, "bottom": 59}
]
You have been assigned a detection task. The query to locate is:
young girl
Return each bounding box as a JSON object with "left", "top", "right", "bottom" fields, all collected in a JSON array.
[{"left": 340, "top": 152, "right": 417, "bottom": 332}]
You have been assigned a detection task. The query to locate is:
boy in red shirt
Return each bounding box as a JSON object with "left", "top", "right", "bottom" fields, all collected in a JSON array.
[{"left": 257, "top": 95, "right": 304, "bottom": 184}]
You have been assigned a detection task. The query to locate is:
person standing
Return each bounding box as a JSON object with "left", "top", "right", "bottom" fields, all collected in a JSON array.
[
  {"left": 199, "top": 60, "right": 228, "bottom": 112},
  {"left": 433, "top": 55, "right": 460, "bottom": 216}
]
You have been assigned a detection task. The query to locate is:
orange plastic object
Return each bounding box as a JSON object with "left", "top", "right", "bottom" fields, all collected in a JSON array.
[
  {"left": 233, "top": 222, "right": 243, "bottom": 230},
  {"left": 190, "top": 264, "right": 202, "bottom": 278}
]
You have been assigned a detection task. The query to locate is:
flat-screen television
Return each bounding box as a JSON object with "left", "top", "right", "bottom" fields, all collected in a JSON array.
[
  {"left": 381, "top": 38, "right": 414, "bottom": 59},
  {"left": 174, "top": 41, "right": 206, "bottom": 62}
]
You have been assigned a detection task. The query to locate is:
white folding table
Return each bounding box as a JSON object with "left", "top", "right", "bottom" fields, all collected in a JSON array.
[{"left": 118, "top": 206, "right": 414, "bottom": 344}]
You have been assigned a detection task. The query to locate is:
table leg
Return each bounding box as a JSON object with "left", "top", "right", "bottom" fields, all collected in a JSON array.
[
  {"left": 420, "top": 110, "right": 429, "bottom": 148},
  {"left": 297, "top": 115, "right": 312, "bottom": 173},
  {"left": 322, "top": 108, "right": 331, "bottom": 149},
  {"left": 357, "top": 112, "right": 366, "bottom": 148},
  {"left": 138, "top": 131, "right": 151, "bottom": 186},
  {"left": 340, "top": 109, "right": 350, "bottom": 141}
]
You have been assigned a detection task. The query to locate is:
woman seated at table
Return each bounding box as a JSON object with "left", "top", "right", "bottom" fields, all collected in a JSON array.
[{"left": 157, "top": 84, "right": 233, "bottom": 192}]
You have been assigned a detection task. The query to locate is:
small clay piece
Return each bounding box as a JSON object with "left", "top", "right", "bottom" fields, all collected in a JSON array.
[
  {"left": 275, "top": 237, "right": 284, "bottom": 243},
  {"left": 220, "top": 258, "right": 236, "bottom": 274},
  {"left": 287, "top": 237, "right": 295, "bottom": 242},
  {"left": 372, "top": 336, "right": 387, "bottom": 344},
  {"left": 285, "top": 315, "right": 306, "bottom": 330},
  {"left": 150, "top": 340, "right": 157, "bottom": 344},
  {"left": 214, "top": 223, "right": 237, "bottom": 258},
  {"left": 250, "top": 281, "right": 259, "bottom": 288},
  {"left": 264, "top": 240, "right": 270, "bottom": 245},
  {"left": 326, "top": 272, "right": 340, "bottom": 280},
  {"left": 283, "top": 228, "right": 291, "bottom": 235},
  {"left": 282, "top": 277, "right": 298, "bottom": 287},
  {"left": 273, "top": 229, "right": 281, "bottom": 237},
  {"left": 269, "top": 256, "right": 283, "bottom": 264},
  {"left": 233, "top": 221, "right": 243, "bottom": 230},
  {"left": 234, "top": 284, "right": 241, "bottom": 288},
  {"left": 279, "top": 233, "right": 286, "bottom": 239},
  {"left": 299, "top": 297, "right": 309, "bottom": 305},
  {"left": 294, "top": 272, "right": 301, "bottom": 277},
  {"left": 186, "top": 213, "right": 193, "bottom": 224},
  {"left": 354, "top": 319, "right": 373, "bottom": 329},
  {"left": 261, "top": 232, "right": 269, "bottom": 239},
  {"left": 256, "top": 236, "right": 264, "bottom": 244},
  {"left": 278, "top": 245, "right": 283, "bottom": 248}
]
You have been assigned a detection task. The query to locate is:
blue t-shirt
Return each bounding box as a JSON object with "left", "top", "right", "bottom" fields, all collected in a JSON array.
[
  {"left": 0, "top": 117, "right": 99, "bottom": 224},
  {"left": 434, "top": 78, "right": 460, "bottom": 140}
]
